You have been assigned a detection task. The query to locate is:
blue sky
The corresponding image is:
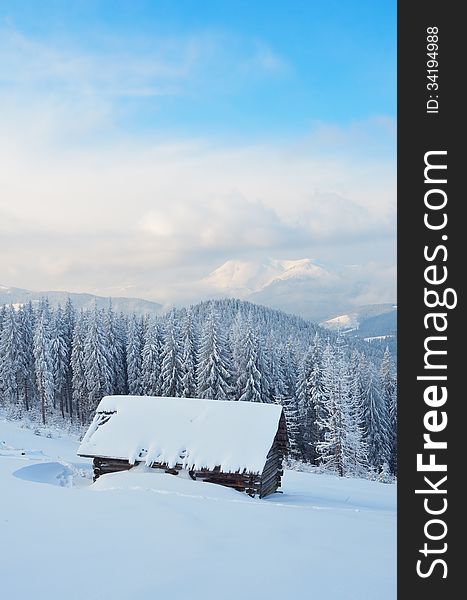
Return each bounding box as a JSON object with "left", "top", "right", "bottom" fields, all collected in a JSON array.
[
  {"left": 0, "top": 1, "right": 396, "bottom": 318},
  {"left": 0, "top": 0, "right": 396, "bottom": 140}
]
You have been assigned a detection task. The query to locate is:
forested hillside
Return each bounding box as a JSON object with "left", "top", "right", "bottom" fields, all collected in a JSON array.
[{"left": 0, "top": 298, "right": 396, "bottom": 480}]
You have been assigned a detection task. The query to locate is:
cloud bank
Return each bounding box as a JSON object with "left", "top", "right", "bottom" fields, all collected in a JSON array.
[{"left": 0, "top": 25, "right": 396, "bottom": 318}]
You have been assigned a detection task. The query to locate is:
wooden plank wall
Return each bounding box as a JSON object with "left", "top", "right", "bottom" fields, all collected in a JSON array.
[{"left": 259, "top": 412, "right": 288, "bottom": 497}]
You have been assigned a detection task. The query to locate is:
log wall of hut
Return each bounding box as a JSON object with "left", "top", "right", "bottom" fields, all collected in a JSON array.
[
  {"left": 90, "top": 412, "right": 289, "bottom": 498},
  {"left": 259, "top": 411, "right": 288, "bottom": 498},
  {"left": 91, "top": 458, "right": 264, "bottom": 495}
]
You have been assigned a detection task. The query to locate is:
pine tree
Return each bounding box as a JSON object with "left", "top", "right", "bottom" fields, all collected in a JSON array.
[
  {"left": 63, "top": 298, "right": 75, "bottom": 417},
  {"left": 279, "top": 342, "right": 302, "bottom": 458},
  {"left": 0, "top": 305, "right": 21, "bottom": 407},
  {"left": 196, "top": 305, "right": 232, "bottom": 400},
  {"left": 83, "top": 306, "right": 112, "bottom": 420},
  {"left": 280, "top": 395, "right": 302, "bottom": 460},
  {"left": 114, "top": 312, "right": 128, "bottom": 394},
  {"left": 229, "top": 311, "right": 245, "bottom": 398},
  {"left": 363, "top": 359, "right": 391, "bottom": 471},
  {"left": 160, "top": 309, "right": 183, "bottom": 397},
  {"left": 282, "top": 339, "right": 298, "bottom": 402},
  {"left": 380, "top": 348, "right": 397, "bottom": 475},
  {"left": 126, "top": 314, "right": 143, "bottom": 395},
  {"left": 180, "top": 309, "right": 197, "bottom": 398},
  {"left": 33, "top": 300, "right": 54, "bottom": 424},
  {"left": 103, "top": 306, "right": 118, "bottom": 393},
  {"left": 71, "top": 311, "right": 88, "bottom": 424},
  {"left": 260, "top": 333, "right": 278, "bottom": 404},
  {"left": 346, "top": 351, "right": 368, "bottom": 476},
  {"left": 17, "top": 303, "right": 36, "bottom": 412},
  {"left": 141, "top": 317, "right": 162, "bottom": 396},
  {"left": 307, "top": 335, "right": 328, "bottom": 464},
  {"left": 0, "top": 304, "right": 6, "bottom": 335},
  {"left": 296, "top": 345, "right": 318, "bottom": 463},
  {"left": 316, "top": 338, "right": 354, "bottom": 476},
  {"left": 256, "top": 331, "right": 272, "bottom": 403},
  {"left": 0, "top": 295, "right": 397, "bottom": 482},
  {"left": 268, "top": 335, "right": 288, "bottom": 406},
  {"left": 236, "top": 320, "right": 263, "bottom": 403},
  {"left": 269, "top": 345, "right": 300, "bottom": 460},
  {"left": 389, "top": 376, "right": 397, "bottom": 476},
  {"left": 378, "top": 461, "right": 393, "bottom": 484},
  {"left": 51, "top": 306, "right": 69, "bottom": 418}
]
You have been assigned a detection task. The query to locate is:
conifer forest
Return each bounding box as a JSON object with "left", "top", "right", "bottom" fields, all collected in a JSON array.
[{"left": 0, "top": 297, "right": 397, "bottom": 480}]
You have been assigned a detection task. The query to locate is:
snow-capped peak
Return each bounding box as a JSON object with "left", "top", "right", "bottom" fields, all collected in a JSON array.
[
  {"left": 320, "top": 313, "right": 359, "bottom": 332},
  {"left": 268, "top": 258, "right": 328, "bottom": 282},
  {"left": 204, "top": 258, "right": 330, "bottom": 296}
]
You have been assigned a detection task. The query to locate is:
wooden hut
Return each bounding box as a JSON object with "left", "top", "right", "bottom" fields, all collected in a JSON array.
[{"left": 78, "top": 395, "right": 288, "bottom": 498}]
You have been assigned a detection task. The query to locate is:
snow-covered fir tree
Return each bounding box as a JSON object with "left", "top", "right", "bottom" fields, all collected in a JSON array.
[
  {"left": 0, "top": 305, "right": 21, "bottom": 407},
  {"left": 256, "top": 330, "right": 272, "bottom": 403},
  {"left": 0, "top": 296, "right": 397, "bottom": 480},
  {"left": 17, "top": 303, "right": 36, "bottom": 412},
  {"left": 0, "top": 304, "right": 6, "bottom": 334},
  {"left": 363, "top": 358, "right": 391, "bottom": 471},
  {"left": 115, "top": 312, "right": 128, "bottom": 394},
  {"left": 83, "top": 306, "right": 112, "bottom": 420},
  {"left": 51, "top": 305, "right": 69, "bottom": 418},
  {"left": 160, "top": 309, "right": 183, "bottom": 397},
  {"left": 316, "top": 336, "right": 362, "bottom": 477},
  {"left": 63, "top": 298, "right": 75, "bottom": 417},
  {"left": 389, "top": 376, "right": 397, "bottom": 476},
  {"left": 236, "top": 319, "right": 263, "bottom": 403},
  {"left": 179, "top": 309, "right": 197, "bottom": 398},
  {"left": 346, "top": 351, "right": 369, "bottom": 476},
  {"left": 229, "top": 311, "right": 245, "bottom": 395},
  {"left": 296, "top": 343, "right": 320, "bottom": 463},
  {"left": 71, "top": 311, "right": 88, "bottom": 424},
  {"left": 33, "top": 300, "right": 54, "bottom": 424},
  {"left": 277, "top": 341, "right": 301, "bottom": 459},
  {"left": 104, "top": 306, "right": 127, "bottom": 396},
  {"left": 380, "top": 347, "right": 397, "bottom": 475},
  {"left": 267, "top": 335, "right": 288, "bottom": 406},
  {"left": 307, "top": 335, "right": 328, "bottom": 464},
  {"left": 141, "top": 317, "right": 162, "bottom": 396},
  {"left": 316, "top": 342, "right": 341, "bottom": 474},
  {"left": 196, "top": 305, "right": 232, "bottom": 401},
  {"left": 126, "top": 314, "right": 143, "bottom": 396}
]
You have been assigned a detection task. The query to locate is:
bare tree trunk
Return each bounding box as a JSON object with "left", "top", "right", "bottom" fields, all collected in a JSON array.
[
  {"left": 41, "top": 391, "right": 46, "bottom": 425},
  {"left": 24, "top": 382, "right": 29, "bottom": 412},
  {"left": 67, "top": 376, "right": 73, "bottom": 421}
]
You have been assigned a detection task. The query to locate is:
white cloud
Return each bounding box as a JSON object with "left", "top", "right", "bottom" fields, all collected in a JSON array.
[
  {"left": 0, "top": 27, "right": 395, "bottom": 316},
  {"left": 241, "top": 41, "right": 291, "bottom": 74},
  {"left": 0, "top": 126, "right": 395, "bottom": 312},
  {"left": 0, "top": 26, "right": 200, "bottom": 93}
]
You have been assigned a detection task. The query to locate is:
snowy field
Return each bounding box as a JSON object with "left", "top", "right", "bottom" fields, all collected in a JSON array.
[{"left": 0, "top": 418, "right": 396, "bottom": 600}]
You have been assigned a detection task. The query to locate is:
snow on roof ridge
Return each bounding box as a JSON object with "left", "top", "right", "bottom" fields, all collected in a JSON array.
[{"left": 78, "top": 395, "right": 283, "bottom": 475}]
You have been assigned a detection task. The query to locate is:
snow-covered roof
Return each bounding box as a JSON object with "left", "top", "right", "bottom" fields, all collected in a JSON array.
[{"left": 78, "top": 395, "right": 284, "bottom": 474}]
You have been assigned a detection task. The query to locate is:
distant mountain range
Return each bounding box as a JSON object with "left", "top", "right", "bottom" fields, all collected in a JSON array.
[
  {"left": 203, "top": 258, "right": 345, "bottom": 321},
  {"left": 204, "top": 258, "right": 331, "bottom": 294},
  {"left": 0, "top": 285, "right": 162, "bottom": 316},
  {"left": 321, "top": 304, "right": 397, "bottom": 340},
  {"left": 1, "top": 269, "right": 397, "bottom": 340}
]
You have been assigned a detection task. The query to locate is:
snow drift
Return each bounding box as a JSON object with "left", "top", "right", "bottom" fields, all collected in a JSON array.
[{"left": 0, "top": 417, "right": 396, "bottom": 600}]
